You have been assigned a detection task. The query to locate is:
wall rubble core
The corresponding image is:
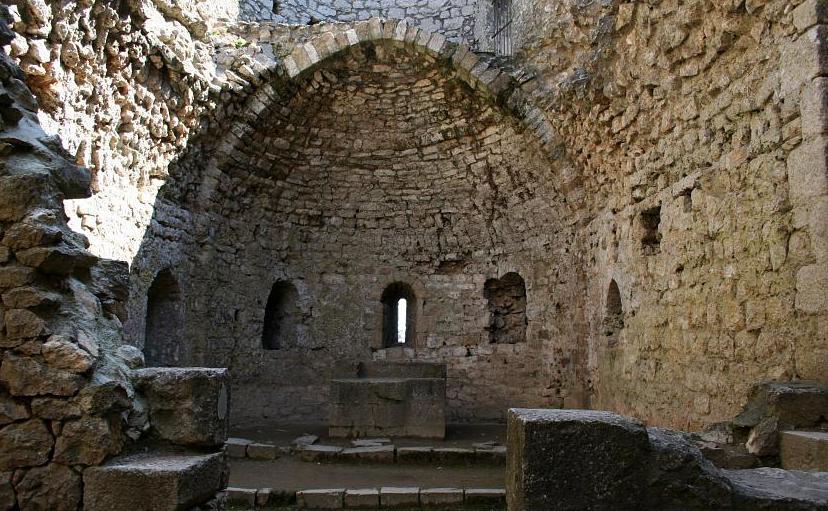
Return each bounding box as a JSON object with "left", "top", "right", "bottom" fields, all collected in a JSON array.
[{"left": 0, "top": 0, "right": 826, "bottom": 507}]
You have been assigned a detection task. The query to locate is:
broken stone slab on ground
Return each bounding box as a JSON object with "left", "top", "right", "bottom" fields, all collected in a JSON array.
[
  {"left": 293, "top": 434, "right": 320, "bottom": 447},
  {"left": 351, "top": 437, "right": 392, "bottom": 447}
]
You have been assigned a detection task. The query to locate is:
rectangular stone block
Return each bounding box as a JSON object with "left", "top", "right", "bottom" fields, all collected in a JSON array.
[
  {"left": 432, "top": 448, "right": 475, "bottom": 465},
  {"left": 329, "top": 362, "right": 446, "bottom": 439},
  {"left": 396, "top": 446, "right": 434, "bottom": 464},
  {"left": 83, "top": 451, "right": 227, "bottom": 511},
  {"left": 464, "top": 488, "right": 506, "bottom": 505},
  {"left": 794, "top": 0, "right": 828, "bottom": 32},
  {"left": 297, "top": 488, "right": 344, "bottom": 509},
  {"left": 379, "top": 487, "right": 419, "bottom": 508},
  {"left": 247, "top": 442, "right": 278, "bottom": 460},
  {"left": 802, "top": 77, "right": 828, "bottom": 138},
  {"left": 133, "top": 368, "right": 229, "bottom": 448},
  {"left": 420, "top": 488, "right": 463, "bottom": 507},
  {"left": 506, "top": 409, "right": 649, "bottom": 511},
  {"left": 788, "top": 136, "right": 828, "bottom": 204},
  {"left": 226, "top": 487, "right": 256, "bottom": 506},
  {"left": 781, "top": 25, "right": 828, "bottom": 96},
  {"left": 298, "top": 445, "right": 343, "bottom": 462},
  {"left": 224, "top": 437, "right": 251, "bottom": 458},
  {"left": 780, "top": 431, "right": 828, "bottom": 472},
  {"left": 344, "top": 488, "right": 380, "bottom": 509},
  {"left": 340, "top": 445, "right": 394, "bottom": 463}
]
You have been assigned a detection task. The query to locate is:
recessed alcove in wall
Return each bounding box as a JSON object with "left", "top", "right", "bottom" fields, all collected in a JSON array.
[
  {"left": 382, "top": 283, "right": 416, "bottom": 348},
  {"left": 262, "top": 281, "right": 301, "bottom": 350},
  {"left": 151, "top": 37, "right": 568, "bottom": 423},
  {"left": 484, "top": 272, "right": 527, "bottom": 344},
  {"left": 640, "top": 205, "right": 662, "bottom": 255},
  {"left": 602, "top": 279, "right": 624, "bottom": 347},
  {"left": 144, "top": 269, "right": 185, "bottom": 367}
]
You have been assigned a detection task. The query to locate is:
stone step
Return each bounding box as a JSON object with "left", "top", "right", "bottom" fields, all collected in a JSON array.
[
  {"left": 83, "top": 450, "right": 227, "bottom": 511},
  {"left": 781, "top": 430, "right": 828, "bottom": 471},
  {"left": 226, "top": 486, "right": 506, "bottom": 510}
]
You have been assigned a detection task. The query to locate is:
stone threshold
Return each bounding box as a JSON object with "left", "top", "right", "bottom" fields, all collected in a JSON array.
[
  {"left": 226, "top": 438, "right": 506, "bottom": 466},
  {"left": 226, "top": 486, "right": 506, "bottom": 509}
]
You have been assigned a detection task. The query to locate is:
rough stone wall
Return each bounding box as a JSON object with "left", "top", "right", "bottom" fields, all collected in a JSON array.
[
  {"left": 507, "top": 0, "right": 828, "bottom": 430},
  {"left": 239, "top": 0, "right": 479, "bottom": 43},
  {"left": 6, "top": 0, "right": 826, "bottom": 435},
  {"left": 0, "top": 21, "right": 143, "bottom": 507}
]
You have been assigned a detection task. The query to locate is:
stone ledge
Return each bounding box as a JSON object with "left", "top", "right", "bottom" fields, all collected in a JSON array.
[
  {"left": 226, "top": 438, "right": 506, "bottom": 465},
  {"left": 225, "top": 486, "right": 506, "bottom": 509}
]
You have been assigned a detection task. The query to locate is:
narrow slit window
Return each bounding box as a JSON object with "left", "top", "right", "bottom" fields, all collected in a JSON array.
[
  {"left": 397, "top": 298, "right": 407, "bottom": 344},
  {"left": 382, "top": 283, "right": 415, "bottom": 348}
]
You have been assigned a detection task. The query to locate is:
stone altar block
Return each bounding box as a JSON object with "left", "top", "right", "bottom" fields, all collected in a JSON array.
[{"left": 329, "top": 361, "right": 446, "bottom": 439}]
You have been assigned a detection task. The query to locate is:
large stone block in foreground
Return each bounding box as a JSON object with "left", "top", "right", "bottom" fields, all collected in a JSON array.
[
  {"left": 506, "top": 409, "right": 649, "bottom": 511},
  {"left": 133, "top": 368, "right": 230, "bottom": 447},
  {"left": 83, "top": 450, "right": 227, "bottom": 511},
  {"left": 507, "top": 408, "right": 828, "bottom": 511},
  {"left": 329, "top": 362, "right": 446, "bottom": 438}
]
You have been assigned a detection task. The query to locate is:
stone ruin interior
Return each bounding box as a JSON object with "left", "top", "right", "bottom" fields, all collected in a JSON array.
[{"left": 0, "top": 0, "right": 828, "bottom": 509}]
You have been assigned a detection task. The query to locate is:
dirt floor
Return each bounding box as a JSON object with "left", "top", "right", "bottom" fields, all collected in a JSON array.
[
  {"left": 229, "top": 423, "right": 507, "bottom": 449},
  {"left": 229, "top": 457, "right": 506, "bottom": 490}
]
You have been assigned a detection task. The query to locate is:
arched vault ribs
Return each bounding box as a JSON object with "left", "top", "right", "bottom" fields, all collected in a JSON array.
[{"left": 195, "top": 19, "right": 565, "bottom": 206}]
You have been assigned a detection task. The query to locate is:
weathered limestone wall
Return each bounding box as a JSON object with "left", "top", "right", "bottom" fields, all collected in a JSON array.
[
  {"left": 508, "top": 0, "right": 828, "bottom": 429},
  {"left": 239, "top": 0, "right": 479, "bottom": 43}
]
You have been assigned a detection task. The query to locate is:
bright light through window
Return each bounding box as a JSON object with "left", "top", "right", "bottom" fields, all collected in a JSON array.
[{"left": 397, "top": 298, "right": 407, "bottom": 344}]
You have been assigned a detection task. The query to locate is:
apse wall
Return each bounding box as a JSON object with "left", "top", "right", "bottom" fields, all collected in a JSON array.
[{"left": 129, "top": 40, "right": 584, "bottom": 424}]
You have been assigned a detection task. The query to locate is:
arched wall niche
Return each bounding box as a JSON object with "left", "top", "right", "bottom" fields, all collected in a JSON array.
[
  {"left": 262, "top": 280, "right": 302, "bottom": 350},
  {"left": 130, "top": 29, "right": 588, "bottom": 425},
  {"left": 144, "top": 269, "right": 186, "bottom": 367}
]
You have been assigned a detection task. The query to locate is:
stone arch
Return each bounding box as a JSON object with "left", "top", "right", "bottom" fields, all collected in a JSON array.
[
  {"left": 144, "top": 268, "right": 186, "bottom": 367},
  {"left": 196, "top": 19, "right": 562, "bottom": 204}
]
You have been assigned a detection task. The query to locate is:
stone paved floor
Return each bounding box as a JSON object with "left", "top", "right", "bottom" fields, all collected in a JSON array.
[{"left": 229, "top": 457, "right": 505, "bottom": 490}]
